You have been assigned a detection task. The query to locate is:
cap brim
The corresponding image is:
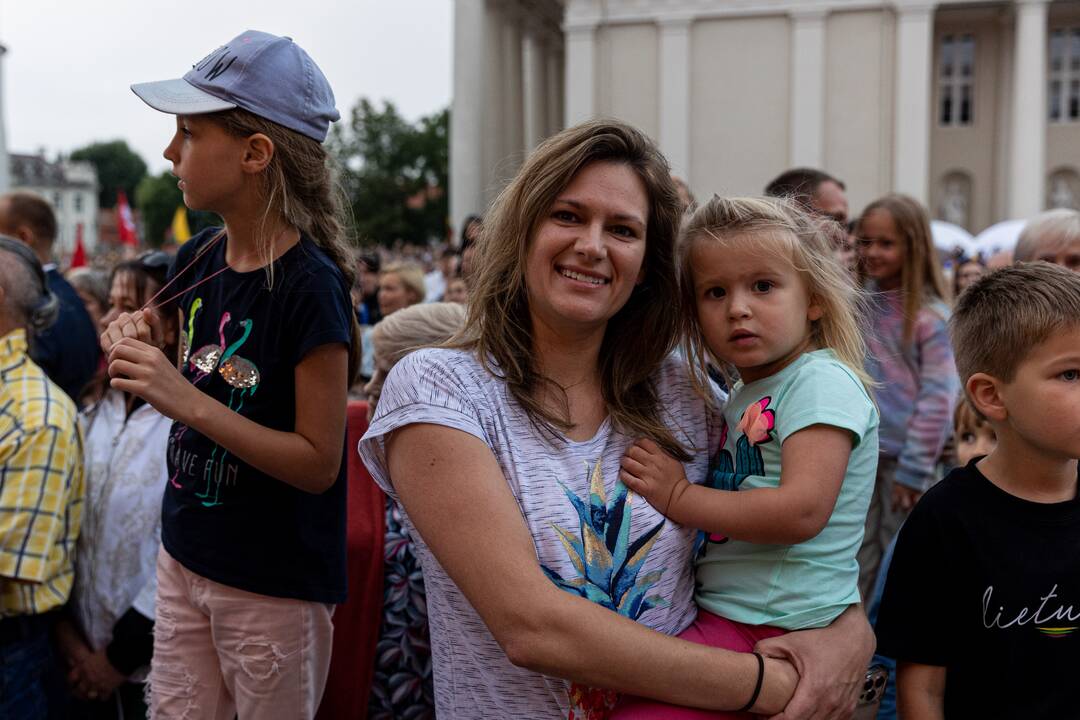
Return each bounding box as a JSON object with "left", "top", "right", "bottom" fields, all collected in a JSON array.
[{"left": 130, "top": 78, "right": 237, "bottom": 115}]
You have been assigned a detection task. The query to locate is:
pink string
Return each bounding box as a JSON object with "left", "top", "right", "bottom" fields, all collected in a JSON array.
[{"left": 138, "top": 231, "right": 227, "bottom": 313}]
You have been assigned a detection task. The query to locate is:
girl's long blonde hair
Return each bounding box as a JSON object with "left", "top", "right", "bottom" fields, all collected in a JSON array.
[
  {"left": 679, "top": 195, "right": 873, "bottom": 395},
  {"left": 205, "top": 108, "right": 362, "bottom": 382},
  {"left": 857, "top": 194, "right": 949, "bottom": 347},
  {"left": 452, "top": 119, "right": 690, "bottom": 460}
]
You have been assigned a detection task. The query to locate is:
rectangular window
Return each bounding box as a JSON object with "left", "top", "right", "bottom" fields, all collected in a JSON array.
[
  {"left": 1049, "top": 27, "right": 1080, "bottom": 123},
  {"left": 74, "top": 194, "right": 83, "bottom": 212},
  {"left": 939, "top": 34, "right": 975, "bottom": 127}
]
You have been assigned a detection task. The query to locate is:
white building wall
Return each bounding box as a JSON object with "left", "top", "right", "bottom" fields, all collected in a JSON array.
[
  {"left": 596, "top": 23, "right": 660, "bottom": 140},
  {"left": 452, "top": 0, "right": 1080, "bottom": 231},
  {"left": 690, "top": 15, "right": 791, "bottom": 198},
  {"left": 825, "top": 9, "right": 896, "bottom": 217}
]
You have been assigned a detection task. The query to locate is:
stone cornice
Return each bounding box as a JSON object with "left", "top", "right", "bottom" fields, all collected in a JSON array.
[{"left": 563, "top": 0, "right": 977, "bottom": 29}]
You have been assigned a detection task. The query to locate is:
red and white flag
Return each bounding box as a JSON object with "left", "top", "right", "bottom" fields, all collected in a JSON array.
[
  {"left": 116, "top": 190, "right": 138, "bottom": 247},
  {"left": 70, "top": 223, "right": 87, "bottom": 269}
]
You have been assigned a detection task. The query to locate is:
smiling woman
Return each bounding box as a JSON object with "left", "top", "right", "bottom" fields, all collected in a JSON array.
[{"left": 358, "top": 120, "right": 875, "bottom": 719}]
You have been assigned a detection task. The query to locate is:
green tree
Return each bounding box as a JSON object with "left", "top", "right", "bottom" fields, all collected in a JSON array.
[
  {"left": 135, "top": 172, "right": 219, "bottom": 248},
  {"left": 328, "top": 99, "right": 449, "bottom": 246},
  {"left": 70, "top": 140, "right": 148, "bottom": 209}
]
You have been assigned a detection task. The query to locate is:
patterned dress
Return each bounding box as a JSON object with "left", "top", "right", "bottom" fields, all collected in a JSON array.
[{"left": 368, "top": 500, "right": 435, "bottom": 719}]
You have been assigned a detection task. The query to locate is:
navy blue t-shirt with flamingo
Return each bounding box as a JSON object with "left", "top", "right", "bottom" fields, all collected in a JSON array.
[{"left": 163, "top": 228, "right": 351, "bottom": 603}]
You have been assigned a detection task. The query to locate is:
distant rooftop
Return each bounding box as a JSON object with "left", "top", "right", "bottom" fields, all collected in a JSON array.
[{"left": 10, "top": 153, "right": 97, "bottom": 190}]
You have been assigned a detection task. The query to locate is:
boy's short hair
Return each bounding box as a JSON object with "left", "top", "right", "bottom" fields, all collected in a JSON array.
[
  {"left": 953, "top": 396, "right": 988, "bottom": 434},
  {"left": 1013, "top": 209, "right": 1080, "bottom": 262},
  {"left": 950, "top": 262, "right": 1080, "bottom": 384}
]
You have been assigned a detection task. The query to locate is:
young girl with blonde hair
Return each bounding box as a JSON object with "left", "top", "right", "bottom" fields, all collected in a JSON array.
[
  {"left": 617, "top": 195, "right": 879, "bottom": 718},
  {"left": 854, "top": 194, "right": 958, "bottom": 597},
  {"left": 100, "top": 30, "right": 358, "bottom": 719}
]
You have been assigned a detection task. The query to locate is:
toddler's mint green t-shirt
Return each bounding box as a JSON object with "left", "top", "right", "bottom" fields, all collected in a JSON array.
[{"left": 695, "top": 349, "right": 878, "bottom": 630}]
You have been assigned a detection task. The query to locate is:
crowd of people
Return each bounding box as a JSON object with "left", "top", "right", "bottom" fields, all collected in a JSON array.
[{"left": 2, "top": 28, "right": 1080, "bottom": 720}]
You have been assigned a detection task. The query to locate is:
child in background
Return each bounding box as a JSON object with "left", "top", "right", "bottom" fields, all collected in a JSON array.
[
  {"left": 616, "top": 196, "right": 878, "bottom": 718},
  {"left": 1012, "top": 208, "right": 1080, "bottom": 272},
  {"left": 855, "top": 194, "right": 959, "bottom": 598},
  {"left": 876, "top": 263, "right": 1080, "bottom": 718},
  {"left": 101, "top": 31, "right": 357, "bottom": 719}
]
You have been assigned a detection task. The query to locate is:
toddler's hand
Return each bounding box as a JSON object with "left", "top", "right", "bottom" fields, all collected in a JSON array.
[{"left": 619, "top": 438, "right": 689, "bottom": 517}]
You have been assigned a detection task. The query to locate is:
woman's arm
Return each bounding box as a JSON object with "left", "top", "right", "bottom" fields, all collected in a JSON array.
[
  {"left": 754, "top": 604, "right": 876, "bottom": 720},
  {"left": 386, "top": 422, "right": 797, "bottom": 713},
  {"left": 106, "top": 336, "right": 347, "bottom": 494},
  {"left": 896, "top": 662, "right": 946, "bottom": 720},
  {"left": 621, "top": 426, "right": 852, "bottom": 545}
]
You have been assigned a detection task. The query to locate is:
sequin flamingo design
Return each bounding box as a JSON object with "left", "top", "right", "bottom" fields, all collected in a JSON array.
[
  {"left": 190, "top": 312, "right": 230, "bottom": 381},
  {"left": 169, "top": 302, "right": 221, "bottom": 489},
  {"left": 198, "top": 318, "right": 260, "bottom": 507}
]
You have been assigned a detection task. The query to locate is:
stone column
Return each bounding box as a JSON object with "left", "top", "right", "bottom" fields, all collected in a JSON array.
[
  {"left": 564, "top": 15, "right": 597, "bottom": 125},
  {"left": 501, "top": 9, "right": 525, "bottom": 170},
  {"left": 892, "top": 1, "right": 936, "bottom": 205},
  {"left": 659, "top": 18, "right": 692, "bottom": 179},
  {"left": 789, "top": 9, "right": 827, "bottom": 169},
  {"left": 0, "top": 44, "right": 9, "bottom": 194},
  {"left": 450, "top": 0, "right": 488, "bottom": 238},
  {"left": 1009, "top": 0, "right": 1049, "bottom": 218},
  {"left": 545, "top": 41, "right": 564, "bottom": 137},
  {"left": 523, "top": 30, "right": 548, "bottom": 153}
]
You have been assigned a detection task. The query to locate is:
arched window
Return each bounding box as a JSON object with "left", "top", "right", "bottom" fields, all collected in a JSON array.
[
  {"left": 1047, "top": 167, "right": 1080, "bottom": 210},
  {"left": 937, "top": 171, "right": 972, "bottom": 229}
]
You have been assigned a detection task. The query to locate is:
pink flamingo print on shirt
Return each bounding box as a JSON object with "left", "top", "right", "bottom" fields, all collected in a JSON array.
[
  {"left": 198, "top": 318, "right": 260, "bottom": 507},
  {"left": 169, "top": 311, "right": 231, "bottom": 489}
]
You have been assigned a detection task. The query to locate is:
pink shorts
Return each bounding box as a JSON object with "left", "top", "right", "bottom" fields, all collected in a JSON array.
[{"left": 611, "top": 610, "right": 787, "bottom": 719}]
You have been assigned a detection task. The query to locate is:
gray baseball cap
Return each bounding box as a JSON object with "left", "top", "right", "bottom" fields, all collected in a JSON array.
[{"left": 131, "top": 30, "right": 340, "bottom": 143}]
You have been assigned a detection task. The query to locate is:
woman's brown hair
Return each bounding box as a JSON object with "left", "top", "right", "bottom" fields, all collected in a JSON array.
[
  {"left": 858, "top": 194, "right": 949, "bottom": 346},
  {"left": 453, "top": 119, "right": 689, "bottom": 459},
  {"left": 205, "top": 108, "right": 362, "bottom": 383}
]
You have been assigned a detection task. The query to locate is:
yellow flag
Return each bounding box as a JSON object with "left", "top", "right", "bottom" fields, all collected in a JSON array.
[{"left": 171, "top": 206, "right": 191, "bottom": 244}]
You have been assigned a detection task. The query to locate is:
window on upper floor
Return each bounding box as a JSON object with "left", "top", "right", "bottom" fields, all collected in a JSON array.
[
  {"left": 1049, "top": 28, "right": 1080, "bottom": 123},
  {"left": 54, "top": 192, "right": 63, "bottom": 209},
  {"left": 74, "top": 194, "right": 83, "bottom": 213},
  {"left": 939, "top": 34, "right": 975, "bottom": 127}
]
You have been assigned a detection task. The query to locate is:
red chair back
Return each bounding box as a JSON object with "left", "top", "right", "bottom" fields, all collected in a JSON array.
[{"left": 317, "top": 401, "right": 386, "bottom": 720}]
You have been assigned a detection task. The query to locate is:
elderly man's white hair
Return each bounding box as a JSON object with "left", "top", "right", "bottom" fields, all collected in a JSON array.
[{"left": 0, "top": 236, "right": 59, "bottom": 333}]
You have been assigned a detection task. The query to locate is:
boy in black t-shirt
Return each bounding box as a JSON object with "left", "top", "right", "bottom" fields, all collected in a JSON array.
[{"left": 875, "top": 262, "right": 1080, "bottom": 719}]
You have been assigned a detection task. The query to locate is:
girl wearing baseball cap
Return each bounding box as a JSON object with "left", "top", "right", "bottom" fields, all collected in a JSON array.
[{"left": 101, "top": 30, "right": 357, "bottom": 719}]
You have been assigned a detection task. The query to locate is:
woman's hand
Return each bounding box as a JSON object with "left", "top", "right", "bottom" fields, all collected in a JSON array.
[
  {"left": 754, "top": 605, "right": 874, "bottom": 719},
  {"left": 69, "top": 648, "right": 127, "bottom": 701},
  {"left": 107, "top": 337, "right": 198, "bottom": 423},
  {"left": 891, "top": 483, "right": 922, "bottom": 512},
  {"left": 619, "top": 438, "right": 690, "bottom": 517}
]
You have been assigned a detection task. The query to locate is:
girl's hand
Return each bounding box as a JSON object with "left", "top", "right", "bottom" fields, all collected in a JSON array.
[
  {"left": 891, "top": 483, "right": 922, "bottom": 512},
  {"left": 107, "top": 337, "right": 196, "bottom": 422},
  {"left": 69, "top": 648, "right": 126, "bottom": 701},
  {"left": 55, "top": 618, "right": 91, "bottom": 670},
  {"left": 100, "top": 309, "right": 161, "bottom": 355},
  {"left": 619, "top": 438, "right": 690, "bottom": 517}
]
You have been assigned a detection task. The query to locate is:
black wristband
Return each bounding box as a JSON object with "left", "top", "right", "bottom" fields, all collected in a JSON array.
[{"left": 737, "top": 651, "right": 765, "bottom": 713}]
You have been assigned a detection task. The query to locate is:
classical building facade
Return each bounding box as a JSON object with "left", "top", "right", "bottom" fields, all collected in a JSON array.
[
  {"left": 10, "top": 153, "right": 100, "bottom": 255},
  {"left": 451, "top": 0, "right": 1080, "bottom": 234}
]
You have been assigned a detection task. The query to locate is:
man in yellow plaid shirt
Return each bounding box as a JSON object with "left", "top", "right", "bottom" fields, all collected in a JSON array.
[{"left": 0, "top": 237, "right": 84, "bottom": 718}]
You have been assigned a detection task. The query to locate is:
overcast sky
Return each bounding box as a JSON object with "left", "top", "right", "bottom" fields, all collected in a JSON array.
[{"left": 0, "top": 0, "right": 452, "bottom": 173}]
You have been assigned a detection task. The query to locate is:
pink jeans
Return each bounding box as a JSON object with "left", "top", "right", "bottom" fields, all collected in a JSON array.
[
  {"left": 612, "top": 609, "right": 787, "bottom": 719},
  {"left": 149, "top": 547, "right": 334, "bottom": 720}
]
